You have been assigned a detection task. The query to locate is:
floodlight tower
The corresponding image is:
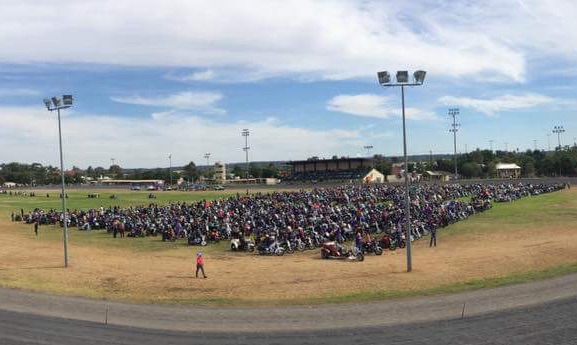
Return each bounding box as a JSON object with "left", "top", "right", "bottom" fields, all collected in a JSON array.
[
  {"left": 43, "top": 95, "right": 73, "bottom": 268},
  {"left": 552, "top": 126, "right": 565, "bottom": 150},
  {"left": 377, "top": 70, "right": 427, "bottom": 273},
  {"left": 448, "top": 108, "right": 460, "bottom": 179},
  {"left": 204, "top": 152, "right": 211, "bottom": 168},
  {"left": 242, "top": 129, "right": 250, "bottom": 180}
]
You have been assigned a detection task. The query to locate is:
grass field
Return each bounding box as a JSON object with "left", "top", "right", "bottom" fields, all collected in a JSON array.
[{"left": 1, "top": 187, "right": 577, "bottom": 306}]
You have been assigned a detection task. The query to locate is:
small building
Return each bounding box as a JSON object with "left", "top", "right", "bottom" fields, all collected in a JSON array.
[
  {"left": 363, "top": 169, "right": 385, "bottom": 183},
  {"left": 423, "top": 170, "right": 452, "bottom": 182},
  {"left": 213, "top": 162, "right": 226, "bottom": 184},
  {"left": 495, "top": 163, "right": 521, "bottom": 178}
]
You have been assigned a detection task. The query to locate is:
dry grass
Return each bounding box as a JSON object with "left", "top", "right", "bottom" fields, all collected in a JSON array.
[{"left": 1, "top": 188, "right": 577, "bottom": 306}]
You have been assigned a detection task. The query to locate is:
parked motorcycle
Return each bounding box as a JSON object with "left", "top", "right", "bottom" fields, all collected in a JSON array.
[
  {"left": 321, "top": 241, "right": 364, "bottom": 261},
  {"left": 230, "top": 238, "right": 255, "bottom": 252},
  {"left": 362, "top": 240, "right": 383, "bottom": 255},
  {"left": 379, "top": 233, "right": 406, "bottom": 251},
  {"left": 258, "top": 240, "right": 285, "bottom": 256}
]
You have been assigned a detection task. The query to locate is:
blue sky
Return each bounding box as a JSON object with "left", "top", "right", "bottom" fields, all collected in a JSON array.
[{"left": 0, "top": 0, "right": 576, "bottom": 168}]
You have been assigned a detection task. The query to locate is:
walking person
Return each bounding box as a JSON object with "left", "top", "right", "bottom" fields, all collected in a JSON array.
[
  {"left": 429, "top": 227, "right": 437, "bottom": 247},
  {"left": 195, "top": 252, "right": 207, "bottom": 279}
]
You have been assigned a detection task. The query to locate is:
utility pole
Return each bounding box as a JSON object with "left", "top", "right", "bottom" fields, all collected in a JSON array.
[
  {"left": 489, "top": 140, "right": 494, "bottom": 152},
  {"left": 448, "top": 108, "right": 460, "bottom": 179},
  {"left": 168, "top": 154, "right": 172, "bottom": 187}
]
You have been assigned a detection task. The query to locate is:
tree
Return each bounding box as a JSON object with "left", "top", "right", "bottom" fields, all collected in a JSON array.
[
  {"left": 460, "top": 162, "right": 482, "bottom": 178},
  {"left": 109, "top": 165, "right": 123, "bottom": 179},
  {"left": 182, "top": 161, "right": 200, "bottom": 181},
  {"left": 249, "top": 163, "right": 262, "bottom": 178},
  {"left": 374, "top": 161, "right": 392, "bottom": 175},
  {"left": 261, "top": 163, "right": 279, "bottom": 178},
  {"left": 232, "top": 165, "right": 244, "bottom": 178}
]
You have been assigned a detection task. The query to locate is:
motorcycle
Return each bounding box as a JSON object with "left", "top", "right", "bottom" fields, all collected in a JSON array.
[
  {"left": 379, "top": 233, "right": 406, "bottom": 251},
  {"left": 187, "top": 232, "right": 207, "bottom": 246},
  {"left": 258, "top": 240, "right": 285, "bottom": 256},
  {"left": 230, "top": 238, "right": 255, "bottom": 252},
  {"left": 362, "top": 240, "right": 383, "bottom": 255},
  {"left": 321, "top": 241, "right": 364, "bottom": 261},
  {"left": 279, "top": 239, "right": 295, "bottom": 254}
]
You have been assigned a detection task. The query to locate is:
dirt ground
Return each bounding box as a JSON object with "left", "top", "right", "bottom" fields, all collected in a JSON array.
[{"left": 1, "top": 190, "right": 577, "bottom": 306}]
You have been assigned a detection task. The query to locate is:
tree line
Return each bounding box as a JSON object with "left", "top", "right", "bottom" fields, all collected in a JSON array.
[{"left": 1, "top": 147, "right": 575, "bottom": 185}]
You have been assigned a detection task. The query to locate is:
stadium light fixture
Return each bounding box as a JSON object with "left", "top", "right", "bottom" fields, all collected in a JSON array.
[
  {"left": 396, "top": 71, "right": 409, "bottom": 83},
  {"left": 376, "top": 70, "right": 427, "bottom": 273},
  {"left": 414, "top": 70, "right": 426, "bottom": 84},
  {"left": 377, "top": 71, "right": 391, "bottom": 85},
  {"left": 43, "top": 94, "right": 74, "bottom": 268}
]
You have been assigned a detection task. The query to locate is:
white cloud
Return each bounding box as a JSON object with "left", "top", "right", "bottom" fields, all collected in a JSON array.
[
  {"left": 439, "top": 93, "right": 554, "bottom": 116},
  {"left": 327, "top": 94, "right": 391, "bottom": 119},
  {"left": 327, "top": 94, "right": 437, "bottom": 121},
  {"left": 0, "top": 106, "right": 372, "bottom": 168},
  {"left": 111, "top": 91, "right": 225, "bottom": 114},
  {"left": 0, "top": 88, "right": 40, "bottom": 97},
  {"left": 166, "top": 70, "right": 215, "bottom": 82},
  {"left": 4, "top": 0, "right": 568, "bottom": 82}
]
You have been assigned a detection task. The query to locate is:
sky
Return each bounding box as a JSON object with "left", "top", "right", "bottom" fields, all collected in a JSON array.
[{"left": 0, "top": 0, "right": 576, "bottom": 169}]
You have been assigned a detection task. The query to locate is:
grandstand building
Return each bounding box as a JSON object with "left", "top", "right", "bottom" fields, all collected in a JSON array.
[{"left": 287, "top": 157, "right": 377, "bottom": 182}]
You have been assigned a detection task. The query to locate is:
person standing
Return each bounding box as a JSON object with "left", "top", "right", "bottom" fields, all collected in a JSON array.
[
  {"left": 34, "top": 220, "right": 39, "bottom": 236},
  {"left": 355, "top": 230, "right": 363, "bottom": 253},
  {"left": 195, "top": 252, "right": 207, "bottom": 279},
  {"left": 429, "top": 227, "right": 437, "bottom": 247}
]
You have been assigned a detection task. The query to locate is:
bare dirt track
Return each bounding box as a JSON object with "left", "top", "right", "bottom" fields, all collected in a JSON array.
[{"left": 1, "top": 189, "right": 577, "bottom": 306}]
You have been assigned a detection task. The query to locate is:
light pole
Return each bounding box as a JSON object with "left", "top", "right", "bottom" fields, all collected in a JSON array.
[
  {"left": 552, "top": 126, "right": 565, "bottom": 150},
  {"left": 533, "top": 140, "right": 538, "bottom": 151},
  {"left": 364, "top": 145, "right": 373, "bottom": 168},
  {"left": 168, "top": 154, "right": 172, "bottom": 187},
  {"left": 489, "top": 140, "right": 494, "bottom": 153},
  {"left": 242, "top": 129, "right": 250, "bottom": 180},
  {"left": 377, "top": 70, "right": 427, "bottom": 273},
  {"left": 448, "top": 108, "right": 460, "bottom": 179},
  {"left": 43, "top": 95, "right": 73, "bottom": 268},
  {"left": 364, "top": 145, "right": 373, "bottom": 157},
  {"left": 547, "top": 134, "right": 551, "bottom": 151},
  {"left": 204, "top": 152, "right": 211, "bottom": 168}
]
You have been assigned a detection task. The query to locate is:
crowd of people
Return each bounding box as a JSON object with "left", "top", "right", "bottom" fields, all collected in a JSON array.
[{"left": 18, "top": 182, "right": 566, "bottom": 250}]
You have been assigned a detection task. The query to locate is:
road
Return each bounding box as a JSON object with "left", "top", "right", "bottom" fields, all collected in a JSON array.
[
  {"left": 1, "top": 296, "right": 577, "bottom": 345},
  {"left": 1, "top": 273, "right": 577, "bottom": 344}
]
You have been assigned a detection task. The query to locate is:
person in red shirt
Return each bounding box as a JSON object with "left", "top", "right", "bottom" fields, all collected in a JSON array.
[{"left": 195, "top": 252, "right": 207, "bottom": 279}]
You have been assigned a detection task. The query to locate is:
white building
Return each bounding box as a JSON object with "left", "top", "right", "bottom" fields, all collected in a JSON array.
[{"left": 495, "top": 163, "right": 521, "bottom": 178}]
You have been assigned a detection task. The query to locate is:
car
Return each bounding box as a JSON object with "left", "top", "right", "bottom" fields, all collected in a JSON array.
[
  {"left": 212, "top": 185, "right": 225, "bottom": 190},
  {"left": 146, "top": 185, "right": 156, "bottom": 191},
  {"left": 130, "top": 186, "right": 141, "bottom": 191}
]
